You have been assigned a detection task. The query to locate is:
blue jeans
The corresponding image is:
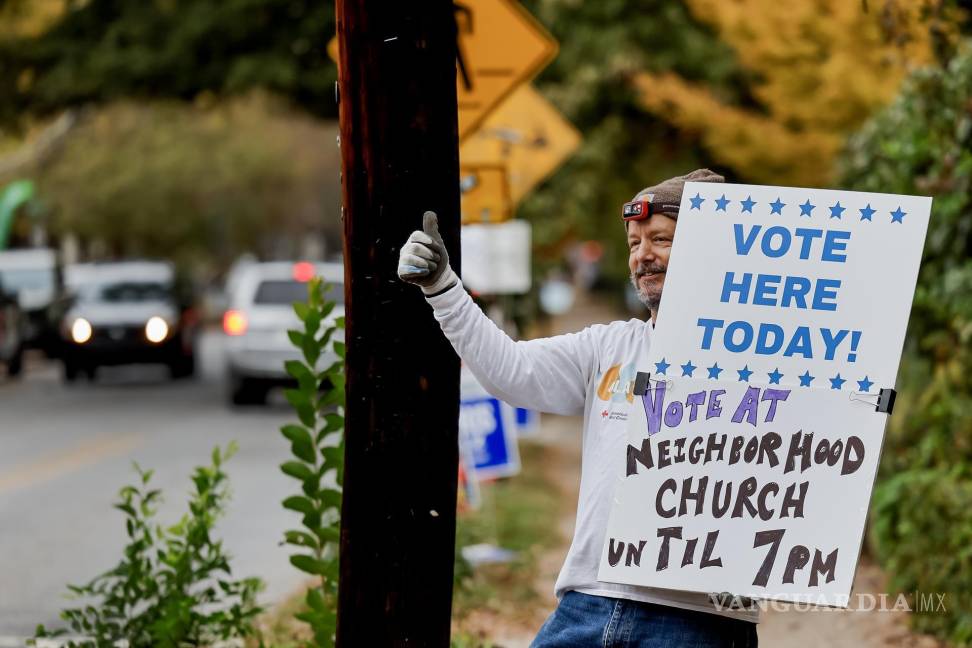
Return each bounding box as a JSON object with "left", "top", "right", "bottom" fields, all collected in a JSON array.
[{"left": 530, "top": 591, "right": 758, "bottom": 648}]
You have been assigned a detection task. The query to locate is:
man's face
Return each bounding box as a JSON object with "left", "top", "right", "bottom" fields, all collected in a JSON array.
[{"left": 627, "top": 213, "right": 676, "bottom": 312}]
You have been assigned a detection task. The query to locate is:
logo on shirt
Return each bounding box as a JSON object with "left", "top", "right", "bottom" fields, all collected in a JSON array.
[
  {"left": 596, "top": 362, "right": 637, "bottom": 403},
  {"left": 596, "top": 362, "right": 636, "bottom": 424}
]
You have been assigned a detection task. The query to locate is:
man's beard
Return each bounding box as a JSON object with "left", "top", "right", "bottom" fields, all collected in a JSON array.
[{"left": 630, "top": 262, "right": 666, "bottom": 311}]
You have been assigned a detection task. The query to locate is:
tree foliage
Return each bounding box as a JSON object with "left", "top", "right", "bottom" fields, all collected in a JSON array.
[
  {"left": 840, "top": 42, "right": 972, "bottom": 644},
  {"left": 0, "top": 0, "right": 65, "bottom": 38},
  {"left": 0, "top": 0, "right": 337, "bottom": 129},
  {"left": 517, "top": 0, "right": 745, "bottom": 285},
  {"left": 635, "top": 0, "right": 948, "bottom": 187},
  {"left": 30, "top": 94, "right": 340, "bottom": 271}
]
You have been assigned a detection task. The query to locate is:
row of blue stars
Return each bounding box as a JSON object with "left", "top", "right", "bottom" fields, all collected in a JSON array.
[
  {"left": 689, "top": 193, "right": 906, "bottom": 223},
  {"left": 653, "top": 358, "right": 874, "bottom": 391}
]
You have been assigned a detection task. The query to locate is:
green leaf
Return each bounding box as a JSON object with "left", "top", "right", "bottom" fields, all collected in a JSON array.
[
  {"left": 309, "top": 278, "right": 323, "bottom": 307},
  {"left": 280, "top": 461, "right": 314, "bottom": 482},
  {"left": 284, "top": 389, "right": 316, "bottom": 428},
  {"left": 289, "top": 554, "right": 331, "bottom": 577},
  {"left": 291, "top": 439, "right": 316, "bottom": 463},
  {"left": 318, "top": 328, "right": 336, "bottom": 348},
  {"left": 287, "top": 329, "right": 305, "bottom": 348},
  {"left": 319, "top": 488, "right": 342, "bottom": 511},
  {"left": 319, "top": 360, "right": 343, "bottom": 379},
  {"left": 306, "top": 586, "right": 327, "bottom": 612},
  {"left": 302, "top": 336, "right": 321, "bottom": 367},
  {"left": 283, "top": 529, "right": 320, "bottom": 550},
  {"left": 282, "top": 495, "right": 317, "bottom": 516},
  {"left": 280, "top": 424, "right": 313, "bottom": 446},
  {"left": 319, "top": 301, "right": 336, "bottom": 320},
  {"left": 333, "top": 341, "right": 346, "bottom": 359},
  {"left": 293, "top": 301, "right": 310, "bottom": 321},
  {"left": 285, "top": 360, "right": 318, "bottom": 393},
  {"left": 302, "top": 510, "right": 322, "bottom": 530},
  {"left": 322, "top": 413, "right": 344, "bottom": 433},
  {"left": 305, "top": 310, "right": 322, "bottom": 336},
  {"left": 321, "top": 447, "right": 344, "bottom": 473},
  {"left": 315, "top": 526, "right": 340, "bottom": 544}
]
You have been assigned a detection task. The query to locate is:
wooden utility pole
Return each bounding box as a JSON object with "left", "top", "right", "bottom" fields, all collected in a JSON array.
[{"left": 335, "top": 2, "right": 461, "bottom": 647}]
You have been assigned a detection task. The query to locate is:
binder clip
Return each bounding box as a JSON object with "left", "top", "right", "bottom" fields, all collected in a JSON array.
[
  {"left": 633, "top": 372, "right": 652, "bottom": 396},
  {"left": 632, "top": 372, "right": 673, "bottom": 396},
  {"left": 850, "top": 387, "right": 896, "bottom": 414},
  {"left": 876, "top": 388, "right": 896, "bottom": 414}
]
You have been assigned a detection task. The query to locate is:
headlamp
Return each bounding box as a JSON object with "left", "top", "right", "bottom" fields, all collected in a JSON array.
[
  {"left": 621, "top": 193, "right": 679, "bottom": 223},
  {"left": 622, "top": 198, "right": 654, "bottom": 222}
]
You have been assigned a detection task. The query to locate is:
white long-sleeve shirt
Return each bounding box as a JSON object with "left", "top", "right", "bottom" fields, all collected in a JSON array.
[{"left": 427, "top": 281, "right": 759, "bottom": 623}]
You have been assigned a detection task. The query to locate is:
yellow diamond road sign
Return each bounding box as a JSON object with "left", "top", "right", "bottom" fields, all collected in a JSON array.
[
  {"left": 454, "top": 0, "right": 558, "bottom": 140},
  {"left": 329, "top": 1, "right": 557, "bottom": 141},
  {"left": 460, "top": 84, "right": 581, "bottom": 208},
  {"left": 460, "top": 164, "right": 512, "bottom": 224}
]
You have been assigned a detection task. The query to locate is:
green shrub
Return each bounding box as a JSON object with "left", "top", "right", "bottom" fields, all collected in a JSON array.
[
  {"left": 279, "top": 276, "right": 345, "bottom": 648},
  {"left": 871, "top": 466, "right": 972, "bottom": 641},
  {"left": 31, "top": 443, "right": 263, "bottom": 647},
  {"left": 841, "top": 41, "right": 972, "bottom": 644}
]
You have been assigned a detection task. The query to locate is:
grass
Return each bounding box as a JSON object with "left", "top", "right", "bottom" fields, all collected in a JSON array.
[{"left": 452, "top": 441, "right": 564, "bottom": 621}]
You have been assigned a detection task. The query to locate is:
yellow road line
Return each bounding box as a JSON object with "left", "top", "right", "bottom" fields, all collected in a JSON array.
[{"left": 0, "top": 433, "right": 144, "bottom": 496}]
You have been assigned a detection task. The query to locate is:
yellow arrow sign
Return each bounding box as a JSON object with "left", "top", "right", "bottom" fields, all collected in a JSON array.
[
  {"left": 454, "top": 0, "right": 557, "bottom": 140},
  {"left": 329, "top": 0, "right": 556, "bottom": 141},
  {"left": 459, "top": 84, "right": 581, "bottom": 207}
]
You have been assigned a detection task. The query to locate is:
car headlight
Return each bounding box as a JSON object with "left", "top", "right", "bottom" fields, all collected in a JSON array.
[
  {"left": 145, "top": 316, "right": 169, "bottom": 343},
  {"left": 71, "top": 318, "right": 93, "bottom": 344}
]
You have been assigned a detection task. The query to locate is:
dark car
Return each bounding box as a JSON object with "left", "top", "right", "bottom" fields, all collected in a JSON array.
[
  {"left": 61, "top": 261, "right": 197, "bottom": 382},
  {"left": 0, "top": 278, "right": 24, "bottom": 377}
]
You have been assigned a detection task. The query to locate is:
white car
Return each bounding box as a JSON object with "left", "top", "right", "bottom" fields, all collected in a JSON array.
[
  {"left": 0, "top": 248, "right": 68, "bottom": 355},
  {"left": 223, "top": 261, "right": 344, "bottom": 405}
]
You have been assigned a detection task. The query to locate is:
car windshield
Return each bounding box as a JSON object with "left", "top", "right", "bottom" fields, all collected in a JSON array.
[
  {"left": 254, "top": 280, "right": 344, "bottom": 306},
  {"left": 0, "top": 268, "right": 54, "bottom": 292},
  {"left": 80, "top": 281, "right": 172, "bottom": 303}
]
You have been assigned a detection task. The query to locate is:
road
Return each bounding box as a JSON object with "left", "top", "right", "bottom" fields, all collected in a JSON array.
[{"left": 0, "top": 331, "right": 306, "bottom": 640}]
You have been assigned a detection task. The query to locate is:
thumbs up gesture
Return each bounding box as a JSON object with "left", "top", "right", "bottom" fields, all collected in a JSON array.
[{"left": 398, "top": 211, "right": 458, "bottom": 295}]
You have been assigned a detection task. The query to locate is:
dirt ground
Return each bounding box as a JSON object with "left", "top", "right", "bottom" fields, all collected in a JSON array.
[{"left": 465, "top": 292, "right": 946, "bottom": 648}]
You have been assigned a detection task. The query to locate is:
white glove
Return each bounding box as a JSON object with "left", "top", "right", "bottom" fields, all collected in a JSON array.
[{"left": 398, "top": 211, "right": 458, "bottom": 295}]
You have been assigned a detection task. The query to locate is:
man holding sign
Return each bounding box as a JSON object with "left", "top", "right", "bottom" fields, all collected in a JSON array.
[
  {"left": 400, "top": 169, "right": 764, "bottom": 647},
  {"left": 399, "top": 169, "right": 929, "bottom": 646},
  {"left": 598, "top": 178, "right": 929, "bottom": 618}
]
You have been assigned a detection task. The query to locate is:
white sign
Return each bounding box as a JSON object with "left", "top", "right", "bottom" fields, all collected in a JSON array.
[
  {"left": 599, "top": 182, "right": 931, "bottom": 606},
  {"left": 646, "top": 183, "right": 931, "bottom": 389},
  {"left": 461, "top": 220, "right": 531, "bottom": 294}
]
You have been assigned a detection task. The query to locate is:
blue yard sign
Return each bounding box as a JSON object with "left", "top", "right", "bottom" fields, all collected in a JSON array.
[{"left": 459, "top": 396, "right": 521, "bottom": 480}]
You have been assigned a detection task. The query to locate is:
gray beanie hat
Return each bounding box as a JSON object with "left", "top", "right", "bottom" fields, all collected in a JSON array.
[{"left": 629, "top": 168, "right": 725, "bottom": 224}]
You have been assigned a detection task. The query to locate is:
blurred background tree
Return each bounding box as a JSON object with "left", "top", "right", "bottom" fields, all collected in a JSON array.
[
  {"left": 33, "top": 94, "right": 341, "bottom": 273},
  {"left": 0, "top": 0, "right": 341, "bottom": 276},
  {"left": 841, "top": 43, "right": 972, "bottom": 643},
  {"left": 634, "top": 0, "right": 951, "bottom": 187},
  {"left": 517, "top": 0, "right": 747, "bottom": 287},
  {"left": 0, "top": 0, "right": 337, "bottom": 129}
]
